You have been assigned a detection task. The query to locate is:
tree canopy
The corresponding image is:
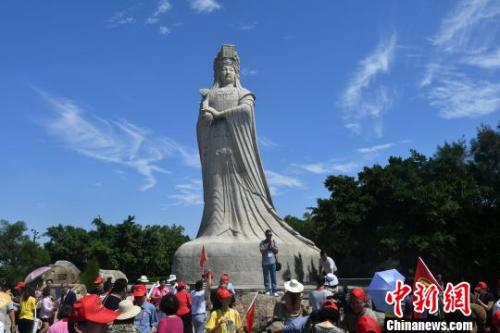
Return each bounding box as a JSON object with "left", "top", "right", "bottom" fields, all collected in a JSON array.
[
  {"left": 0, "top": 220, "right": 50, "bottom": 285},
  {"left": 0, "top": 216, "right": 189, "bottom": 285},
  {"left": 285, "top": 124, "right": 500, "bottom": 283}
]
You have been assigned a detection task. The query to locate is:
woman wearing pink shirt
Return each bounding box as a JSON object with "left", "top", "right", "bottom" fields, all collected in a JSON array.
[
  {"left": 151, "top": 280, "right": 169, "bottom": 306},
  {"left": 48, "top": 305, "right": 72, "bottom": 333}
]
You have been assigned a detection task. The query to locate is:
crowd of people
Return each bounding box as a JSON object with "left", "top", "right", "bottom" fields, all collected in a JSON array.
[
  {"left": 3, "top": 267, "right": 498, "bottom": 333},
  {"left": 0, "top": 230, "right": 497, "bottom": 333}
]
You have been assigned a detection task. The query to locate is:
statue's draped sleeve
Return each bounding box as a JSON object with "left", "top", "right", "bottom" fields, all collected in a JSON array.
[{"left": 222, "top": 88, "right": 276, "bottom": 208}]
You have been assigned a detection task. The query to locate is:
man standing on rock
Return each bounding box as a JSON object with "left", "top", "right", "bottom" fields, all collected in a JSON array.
[{"left": 260, "top": 229, "right": 279, "bottom": 296}]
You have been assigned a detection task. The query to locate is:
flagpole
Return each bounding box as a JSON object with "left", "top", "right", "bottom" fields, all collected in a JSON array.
[{"left": 243, "top": 292, "right": 259, "bottom": 333}]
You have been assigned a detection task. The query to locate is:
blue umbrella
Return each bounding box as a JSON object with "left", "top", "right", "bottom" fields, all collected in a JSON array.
[{"left": 367, "top": 269, "right": 405, "bottom": 312}]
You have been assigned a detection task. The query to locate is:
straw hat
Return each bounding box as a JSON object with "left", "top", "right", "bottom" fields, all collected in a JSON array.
[
  {"left": 284, "top": 279, "right": 304, "bottom": 293},
  {"left": 116, "top": 300, "right": 141, "bottom": 320},
  {"left": 0, "top": 292, "right": 12, "bottom": 308}
]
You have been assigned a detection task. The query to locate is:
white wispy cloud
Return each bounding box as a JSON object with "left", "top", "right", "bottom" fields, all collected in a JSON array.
[
  {"left": 241, "top": 68, "right": 258, "bottom": 77},
  {"left": 189, "top": 0, "right": 221, "bottom": 13},
  {"left": 292, "top": 162, "right": 358, "bottom": 175},
  {"left": 168, "top": 179, "right": 203, "bottom": 206},
  {"left": 239, "top": 21, "right": 258, "bottom": 31},
  {"left": 159, "top": 26, "right": 171, "bottom": 35},
  {"left": 431, "top": 0, "right": 500, "bottom": 53},
  {"left": 461, "top": 47, "right": 500, "bottom": 69},
  {"left": 106, "top": 11, "right": 136, "bottom": 28},
  {"left": 421, "top": 0, "right": 500, "bottom": 118},
  {"left": 428, "top": 76, "right": 500, "bottom": 118},
  {"left": 258, "top": 136, "right": 278, "bottom": 148},
  {"left": 146, "top": 0, "right": 172, "bottom": 24},
  {"left": 356, "top": 143, "right": 395, "bottom": 154},
  {"left": 39, "top": 91, "right": 198, "bottom": 191},
  {"left": 265, "top": 170, "right": 304, "bottom": 196},
  {"left": 340, "top": 32, "right": 397, "bottom": 138}
]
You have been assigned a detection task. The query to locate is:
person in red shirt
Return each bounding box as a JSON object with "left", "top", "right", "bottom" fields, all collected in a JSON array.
[
  {"left": 355, "top": 315, "right": 381, "bottom": 333},
  {"left": 175, "top": 282, "right": 192, "bottom": 333}
]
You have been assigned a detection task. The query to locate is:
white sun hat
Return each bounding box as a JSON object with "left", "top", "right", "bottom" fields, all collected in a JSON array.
[
  {"left": 137, "top": 275, "right": 149, "bottom": 283},
  {"left": 116, "top": 300, "right": 141, "bottom": 320},
  {"left": 167, "top": 274, "right": 177, "bottom": 282},
  {"left": 284, "top": 279, "right": 304, "bottom": 293},
  {"left": 324, "top": 273, "right": 339, "bottom": 287}
]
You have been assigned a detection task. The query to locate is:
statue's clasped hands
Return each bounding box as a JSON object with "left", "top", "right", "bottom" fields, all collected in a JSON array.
[{"left": 202, "top": 106, "right": 223, "bottom": 119}]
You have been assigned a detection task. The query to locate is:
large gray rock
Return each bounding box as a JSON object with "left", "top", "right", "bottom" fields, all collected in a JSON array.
[
  {"left": 173, "top": 44, "right": 320, "bottom": 287},
  {"left": 98, "top": 269, "right": 128, "bottom": 283},
  {"left": 44, "top": 260, "right": 80, "bottom": 284},
  {"left": 174, "top": 238, "right": 320, "bottom": 287}
]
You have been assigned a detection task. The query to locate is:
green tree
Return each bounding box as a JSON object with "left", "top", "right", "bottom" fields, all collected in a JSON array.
[
  {"left": 44, "top": 225, "right": 90, "bottom": 268},
  {"left": 79, "top": 258, "right": 100, "bottom": 291},
  {"left": 43, "top": 216, "right": 190, "bottom": 282},
  {"left": 285, "top": 124, "right": 500, "bottom": 283},
  {"left": 0, "top": 220, "right": 50, "bottom": 285}
]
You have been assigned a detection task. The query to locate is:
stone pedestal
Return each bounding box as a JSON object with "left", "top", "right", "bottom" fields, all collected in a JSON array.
[{"left": 172, "top": 236, "right": 320, "bottom": 287}]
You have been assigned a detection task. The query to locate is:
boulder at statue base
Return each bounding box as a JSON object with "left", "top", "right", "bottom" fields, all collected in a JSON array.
[
  {"left": 43, "top": 260, "right": 80, "bottom": 284},
  {"left": 173, "top": 237, "right": 320, "bottom": 287}
]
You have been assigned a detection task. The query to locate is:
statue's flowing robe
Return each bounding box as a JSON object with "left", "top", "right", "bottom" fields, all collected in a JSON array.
[{"left": 196, "top": 86, "right": 315, "bottom": 246}]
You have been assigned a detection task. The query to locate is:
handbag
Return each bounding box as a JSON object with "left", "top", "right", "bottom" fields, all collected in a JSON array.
[
  {"left": 275, "top": 254, "right": 282, "bottom": 272},
  {"left": 33, "top": 300, "right": 42, "bottom": 333}
]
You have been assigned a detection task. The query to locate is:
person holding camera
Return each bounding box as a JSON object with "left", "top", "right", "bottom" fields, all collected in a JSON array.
[{"left": 260, "top": 229, "right": 279, "bottom": 296}]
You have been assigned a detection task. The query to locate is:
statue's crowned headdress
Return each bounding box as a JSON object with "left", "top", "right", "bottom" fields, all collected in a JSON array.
[{"left": 213, "top": 44, "right": 240, "bottom": 79}]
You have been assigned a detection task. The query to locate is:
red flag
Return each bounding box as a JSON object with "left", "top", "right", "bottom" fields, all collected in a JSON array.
[
  {"left": 413, "top": 257, "right": 441, "bottom": 291},
  {"left": 199, "top": 245, "right": 208, "bottom": 270},
  {"left": 245, "top": 292, "right": 258, "bottom": 333},
  {"left": 413, "top": 257, "right": 442, "bottom": 319}
]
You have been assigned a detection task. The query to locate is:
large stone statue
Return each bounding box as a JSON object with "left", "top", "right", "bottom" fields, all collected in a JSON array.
[{"left": 173, "top": 45, "right": 320, "bottom": 287}]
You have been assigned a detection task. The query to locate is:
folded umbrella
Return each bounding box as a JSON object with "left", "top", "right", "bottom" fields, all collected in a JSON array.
[{"left": 367, "top": 269, "right": 405, "bottom": 313}]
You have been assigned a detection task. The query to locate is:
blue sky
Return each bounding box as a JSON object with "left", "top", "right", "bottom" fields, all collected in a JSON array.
[{"left": 1, "top": 0, "right": 499, "bottom": 239}]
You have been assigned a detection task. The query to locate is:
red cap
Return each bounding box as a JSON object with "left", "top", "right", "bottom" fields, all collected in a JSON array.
[
  {"left": 132, "top": 284, "right": 147, "bottom": 297},
  {"left": 322, "top": 300, "right": 338, "bottom": 311},
  {"left": 355, "top": 315, "right": 381, "bottom": 333},
  {"left": 351, "top": 287, "right": 367, "bottom": 301},
  {"left": 216, "top": 287, "right": 232, "bottom": 300},
  {"left": 474, "top": 282, "right": 488, "bottom": 291},
  {"left": 15, "top": 282, "right": 26, "bottom": 289},
  {"left": 70, "top": 294, "right": 118, "bottom": 324},
  {"left": 93, "top": 277, "right": 105, "bottom": 285},
  {"left": 221, "top": 274, "right": 230, "bottom": 282},
  {"left": 177, "top": 282, "right": 186, "bottom": 290},
  {"left": 493, "top": 310, "right": 500, "bottom": 326}
]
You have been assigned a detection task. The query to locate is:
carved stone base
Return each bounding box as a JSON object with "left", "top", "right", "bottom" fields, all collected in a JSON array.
[{"left": 172, "top": 236, "right": 320, "bottom": 287}]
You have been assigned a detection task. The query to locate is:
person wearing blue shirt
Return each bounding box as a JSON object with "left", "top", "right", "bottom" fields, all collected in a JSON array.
[
  {"left": 272, "top": 280, "right": 309, "bottom": 333},
  {"left": 260, "top": 229, "right": 279, "bottom": 296},
  {"left": 132, "top": 285, "right": 158, "bottom": 333}
]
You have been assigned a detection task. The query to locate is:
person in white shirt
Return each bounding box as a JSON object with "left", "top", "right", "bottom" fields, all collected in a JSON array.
[
  {"left": 166, "top": 275, "right": 178, "bottom": 295},
  {"left": 191, "top": 274, "right": 212, "bottom": 333},
  {"left": 319, "top": 251, "right": 337, "bottom": 276}
]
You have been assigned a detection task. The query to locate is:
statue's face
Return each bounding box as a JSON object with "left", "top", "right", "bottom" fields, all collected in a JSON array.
[{"left": 220, "top": 65, "right": 236, "bottom": 85}]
